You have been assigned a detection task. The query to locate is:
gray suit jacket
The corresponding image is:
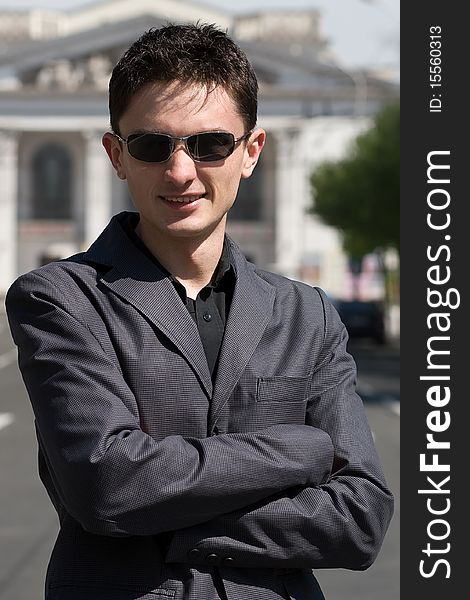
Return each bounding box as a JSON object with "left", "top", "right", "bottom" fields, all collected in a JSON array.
[{"left": 6, "top": 212, "right": 393, "bottom": 600}]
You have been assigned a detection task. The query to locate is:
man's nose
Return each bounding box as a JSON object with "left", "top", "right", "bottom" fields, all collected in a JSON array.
[{"left": 163, "top": 144, "right": 198, "bottom": 186}]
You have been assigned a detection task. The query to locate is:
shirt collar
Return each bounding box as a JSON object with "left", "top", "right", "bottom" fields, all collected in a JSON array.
[{"left": 121, "top": 212, "right": 236, "bottom": 299}]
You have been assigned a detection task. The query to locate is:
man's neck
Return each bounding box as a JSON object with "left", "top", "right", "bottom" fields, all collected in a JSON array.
[{"left": 136, "top": 220, "right": 226, "bottom": 299}]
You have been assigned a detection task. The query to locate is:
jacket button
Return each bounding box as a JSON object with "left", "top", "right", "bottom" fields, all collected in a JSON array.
[
  {"left": 188, "top": 548, "right": 201, "bottom": 560},
  {"left": 203, "top": 311, "right": 212, "bottom": 322},
  {"left": 222, "top": 557, "right": 235, "bottom": 566},
  {"left": 205, "top": 553, "right": 219, "bottom": 564}
]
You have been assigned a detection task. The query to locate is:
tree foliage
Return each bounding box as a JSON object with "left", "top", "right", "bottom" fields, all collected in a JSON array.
[{"left": 309, "top": 102, "right": 399, "bottom": 259}]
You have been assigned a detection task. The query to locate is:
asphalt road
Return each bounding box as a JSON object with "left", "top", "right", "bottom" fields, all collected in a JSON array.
[{"left": 0, "top": 312, "right": 399, "bottom": 600}]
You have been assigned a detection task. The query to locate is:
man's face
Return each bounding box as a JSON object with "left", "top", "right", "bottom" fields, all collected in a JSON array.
[{"left": 103, "top": 81, "right": 265, "bottom": 245}]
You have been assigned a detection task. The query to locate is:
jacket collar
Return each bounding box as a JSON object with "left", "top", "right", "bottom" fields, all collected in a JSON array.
[{"left": 85, "top": 212, "right": 275, "bottom": 414}]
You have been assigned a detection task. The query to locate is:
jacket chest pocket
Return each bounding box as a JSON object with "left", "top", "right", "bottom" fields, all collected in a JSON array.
[
  {"left": 256, "top": 375, "right": 311, "bottom": 404},
  {"left": 229, "top": 375, "right": 310, "bottom": 432}
]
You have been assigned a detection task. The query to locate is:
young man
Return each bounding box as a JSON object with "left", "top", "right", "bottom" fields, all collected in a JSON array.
[{"left": 6, "top": 24, "right": 393, "bottom": 600}]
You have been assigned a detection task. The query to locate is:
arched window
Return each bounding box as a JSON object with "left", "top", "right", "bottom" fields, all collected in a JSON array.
[
  {"left": 32, "top": 143, "right": 73, "bottom": 219},
  {"left": 229, "top": 158, "right": 263, "bottom": 222}
]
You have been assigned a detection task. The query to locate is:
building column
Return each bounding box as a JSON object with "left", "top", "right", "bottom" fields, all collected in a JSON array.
[
  {"left": 82, "top": 130, "right": 112, "bottom": 247},
  {"left": 271, "top": 128, "right": 304, "bottom": 278},
  {"left": 0, "top": 131, "right": 18, "bottom": 294}
]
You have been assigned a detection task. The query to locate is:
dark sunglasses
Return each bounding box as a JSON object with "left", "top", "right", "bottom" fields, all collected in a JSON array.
[{"left": 113, "top": 130, "right": 252, "bottom": 163}]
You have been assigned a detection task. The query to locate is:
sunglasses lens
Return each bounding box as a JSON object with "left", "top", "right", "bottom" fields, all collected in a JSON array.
[
  {"left": 124, "top": 132, "right": 238, "bottom": 163},
  {"left": 127, "top": 134, "right": 172, "bottom": 162},
  {"left": 189, "top": 132, "right": 235, "bottom": 162}
]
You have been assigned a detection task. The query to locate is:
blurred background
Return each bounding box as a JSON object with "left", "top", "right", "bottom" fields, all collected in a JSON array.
[{"left": 0, "top": 1, "right": 399, "bottom": 598}]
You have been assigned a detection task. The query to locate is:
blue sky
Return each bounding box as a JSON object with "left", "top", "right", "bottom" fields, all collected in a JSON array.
[{"left": 0, "top": 0, "right": 399, "bottom": 73}]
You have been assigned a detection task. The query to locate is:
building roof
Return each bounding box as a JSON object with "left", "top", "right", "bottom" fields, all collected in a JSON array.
[{"left": 0, "top": 1, "right": 398, "bottom": 119}]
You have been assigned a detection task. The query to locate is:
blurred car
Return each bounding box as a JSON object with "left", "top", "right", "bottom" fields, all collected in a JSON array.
[{"left": 333, "top": 299, "right": 386, "bottom": 345}]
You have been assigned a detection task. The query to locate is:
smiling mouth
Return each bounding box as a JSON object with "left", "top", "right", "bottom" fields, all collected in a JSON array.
[{"left": 161, "top": 194, "right": 206, "bottom": 204}]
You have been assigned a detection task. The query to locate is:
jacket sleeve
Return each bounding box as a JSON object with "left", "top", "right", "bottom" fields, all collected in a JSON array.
[
  {"left": 165, "top": 291, "right": 394, "bottom": 570},
  {"left": 5, "top": 271, "right": 334, "bottom": 537}
]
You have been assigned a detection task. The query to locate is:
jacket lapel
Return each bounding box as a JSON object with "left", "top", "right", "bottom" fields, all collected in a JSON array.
[
  {"left": 84, "top": 213, "right": 276, "bottom": 411},
  {"left": 85, "top": 213, "right": 213, "bottom": 398},
  {"left": 209, "top": 241, "right": 275, "bottom": 431}
]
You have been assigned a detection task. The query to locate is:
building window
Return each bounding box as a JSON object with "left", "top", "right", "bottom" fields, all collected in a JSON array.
[
  {"left": 229, "top": 158, "right": 263, "bottom": 222},
  {"left": 32, "top": 143, "right": 73, "bottom": 219}
]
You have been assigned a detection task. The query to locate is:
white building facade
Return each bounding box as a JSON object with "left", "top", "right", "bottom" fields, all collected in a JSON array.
[{"left": 0, "top": 0, "right": 398, "bottom": 297}]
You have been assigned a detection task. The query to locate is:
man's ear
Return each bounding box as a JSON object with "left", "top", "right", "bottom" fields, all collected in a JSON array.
[
  {"left": 102, "top": 132, "right": 126, "bottom": 180},
  {"left": 241, "top": 128, "right": 266, "bottom": 179}
]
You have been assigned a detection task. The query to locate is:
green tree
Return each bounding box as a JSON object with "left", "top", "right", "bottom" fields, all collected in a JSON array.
[{"left": 309, "top": 102, "right": 399, "bottom": 302}]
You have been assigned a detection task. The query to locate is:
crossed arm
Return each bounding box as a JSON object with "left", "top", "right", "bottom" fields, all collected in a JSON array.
[
  {"left": 6, "top": 272, "right": 393, "bottom": 570},
  {"left": 166, "top": 374, "right": 393, "bottom": 570}
]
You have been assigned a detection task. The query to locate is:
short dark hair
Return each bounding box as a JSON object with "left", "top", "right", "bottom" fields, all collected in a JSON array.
[{"left": 109, "top": 23, "right": 258, "bottom": 135}]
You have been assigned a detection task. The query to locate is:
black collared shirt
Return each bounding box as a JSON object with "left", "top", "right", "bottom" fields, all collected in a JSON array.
[{"left": 122, "top": 213, "right": 236, "bottom": 380}]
